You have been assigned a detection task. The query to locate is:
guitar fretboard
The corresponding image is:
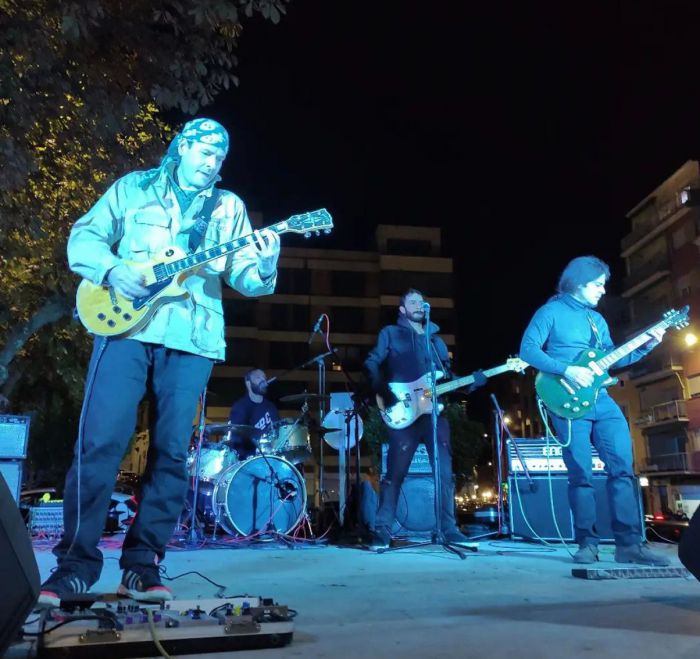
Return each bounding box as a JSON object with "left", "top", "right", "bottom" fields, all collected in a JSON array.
[
  {"left": 595, "top": 318, "right": 670, "bottom": 370},
  {"left": 153, "top": 221, "right": 288, "bottom": 282}
]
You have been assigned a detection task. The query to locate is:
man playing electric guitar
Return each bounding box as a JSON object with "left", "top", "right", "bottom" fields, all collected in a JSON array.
[
  {"left": 520, "top": 255, "right": 670, "bottom": 566},
  {"left": 39, "top": 118, "right": 281, "bottom": 607},
  {"left": 364, "top": 288, "right": 487, "bottom": 550}
]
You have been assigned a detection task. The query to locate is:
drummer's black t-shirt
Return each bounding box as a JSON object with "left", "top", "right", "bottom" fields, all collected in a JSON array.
[{"left": 228, "top": 396, "right": 279, "bottom": 460}]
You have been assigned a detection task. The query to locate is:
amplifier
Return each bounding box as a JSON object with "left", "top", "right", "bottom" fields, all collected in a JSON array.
[
  {"left": 381, "top": 443, "right": 432, "bottom": 475},
  {"left": 0, "top": 415, "right": 30, "bottom": 459},
  {"left": 507, "top": 438, "right": 605, "bottom": 474},
  {"left": 0, "top": 460, "right": 22, "bottom": 503},
  {"left": 508, "top": 473, "right": 644, "bottom": 542}
]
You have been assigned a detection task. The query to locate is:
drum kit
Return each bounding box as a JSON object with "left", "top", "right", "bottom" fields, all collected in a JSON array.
[{"left": 183, "top": 392, "right": 338, "bottom": 539}]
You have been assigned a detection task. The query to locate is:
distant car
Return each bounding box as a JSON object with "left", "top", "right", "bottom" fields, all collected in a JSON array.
[{"left": 645, "top": 511, "right": 689, "bottom": 542}]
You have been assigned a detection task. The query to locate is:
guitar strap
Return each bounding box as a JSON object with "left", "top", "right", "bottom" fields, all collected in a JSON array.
[
  {"left": 586, "top": 312, "right": 604, "bottom": 350},
  {"left": 188, "top": 189, "right": 221, "bottom": 254}
]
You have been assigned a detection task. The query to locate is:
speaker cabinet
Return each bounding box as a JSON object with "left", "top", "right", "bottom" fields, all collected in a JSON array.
[
  {"left": 508, "top": 474, "right": 644, "bottom": 542},
  {"left": 0, "top": 472, "right": 40, "bottom": 656},
  {"left": 392, "top": 474, "right": 436, "bottom": 538}
]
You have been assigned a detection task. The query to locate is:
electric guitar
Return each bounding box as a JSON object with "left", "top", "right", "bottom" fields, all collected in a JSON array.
[
  {"left": 75, "top": 209, "right": 334, "bottom": 337},
  {"left": 535, "top": 305, "right": 690, "bottom": 419},
  {"left": 377, "top": 357, "right": 529, "bottom": 430}
]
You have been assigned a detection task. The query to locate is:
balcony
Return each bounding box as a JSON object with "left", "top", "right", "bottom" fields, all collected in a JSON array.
[
  {"left": 621, "top": 199, "right": 690, "bottom": 256},
  {"left": 635, "top": 400, "right": 688, "bottom": 428},
  {"left": 628, "top": 352, "right": 684, "bottom": 384},
  {"left": 622, "top": 254, "right": 670, "bottom": 298},
  {"left": 643, "top": 451, "right": 695, "bottom": 474}
]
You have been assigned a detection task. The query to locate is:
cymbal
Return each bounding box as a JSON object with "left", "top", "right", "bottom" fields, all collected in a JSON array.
[
  {"left": 279, "top": 392, "right": 331, "bottom": 403},
  {"left": 204, "top": 422, "right": 258, "bottom": 437}
]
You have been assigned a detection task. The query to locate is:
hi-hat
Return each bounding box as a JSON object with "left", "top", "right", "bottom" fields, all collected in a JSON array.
[
  {"left": 204, "top": 422, "right": 258, "bottom": 437},
  {"left": 279, "top": 392, "right": 331, "bottom": 403}
]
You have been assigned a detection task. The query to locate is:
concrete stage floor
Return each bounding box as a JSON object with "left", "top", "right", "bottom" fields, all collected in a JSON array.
[{"left": 14, "top": 537, "right": 700, "bottom": 658}]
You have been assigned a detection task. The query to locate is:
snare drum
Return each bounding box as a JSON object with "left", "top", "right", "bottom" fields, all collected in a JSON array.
[
  {"left": 272, "top": 418, "right": 312, "bottom": 464},
  {"left": 186, "top": 442, "right": 238, "bottom": 482}
]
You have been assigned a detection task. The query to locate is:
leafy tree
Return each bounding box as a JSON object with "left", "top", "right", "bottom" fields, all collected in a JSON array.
[{"left": 0, "top": 0, "right": 289, "bottom": 482}]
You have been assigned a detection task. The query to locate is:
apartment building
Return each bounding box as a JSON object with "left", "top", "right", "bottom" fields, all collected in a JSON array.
[{"left": 616, "top": 160, "right": 700, "bottom": 517}]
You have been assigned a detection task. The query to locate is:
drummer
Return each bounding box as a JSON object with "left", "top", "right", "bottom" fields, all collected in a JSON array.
[{"left": 227, "top": 368, "right": 280, "bottom": 460}]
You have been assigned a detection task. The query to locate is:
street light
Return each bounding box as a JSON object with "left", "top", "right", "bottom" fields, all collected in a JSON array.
[{"left": 684, "top": 332, "right": 698, "bottom": 347}]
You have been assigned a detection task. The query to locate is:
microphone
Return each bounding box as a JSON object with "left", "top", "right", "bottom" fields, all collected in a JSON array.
[
  {"left": 307, "top": 314, "right": 324, "bottom": 344},
  {"left": 422, "top": 302, "right": 430, "bottom": 313},
  {"left": 275, "top": 480, "right": 298, "bottom": 499}
]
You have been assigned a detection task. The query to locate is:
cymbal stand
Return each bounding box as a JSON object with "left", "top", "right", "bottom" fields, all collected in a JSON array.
[{"left": 186, "top": 387, "right": 208, "bottom": 545}]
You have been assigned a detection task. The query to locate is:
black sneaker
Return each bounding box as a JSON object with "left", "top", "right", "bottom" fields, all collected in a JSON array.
[
  {"left": 118, "top": 564, "right": 173, "bottom": 602},
  {"left": 368, "top": 527, "right": 391, "bottom": 551},
  {"left": 37, "top": 571, "right": 91, "bottom": 608}
]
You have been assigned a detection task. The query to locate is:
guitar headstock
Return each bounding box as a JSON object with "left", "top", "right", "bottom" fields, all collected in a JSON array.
[
  {"left": 283, "top": 209, "right": 334, "bottom": 238},
  {"left": 506, "top": 356, "right": 529, "bottom": 373},
  {"left": 662, "top": 305, "right": 690, "bottom": 330}
]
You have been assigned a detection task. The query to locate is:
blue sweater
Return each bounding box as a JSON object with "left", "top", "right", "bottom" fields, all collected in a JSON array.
[{"left": 520, "top": 294, "right": 654, "bottom": 376}]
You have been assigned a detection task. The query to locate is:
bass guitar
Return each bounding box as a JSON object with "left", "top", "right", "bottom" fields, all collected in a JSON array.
[
  {"left": 378, "top": 357, "right": 529, "bottom": 430},
  {"left": 535, "top": 305, "right": 690, "bottom": 419},
  {"left": 76, "top": 209, "right": 333, "bottom": 337}
]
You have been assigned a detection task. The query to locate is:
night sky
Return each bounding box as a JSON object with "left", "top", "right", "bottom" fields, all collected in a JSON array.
[{"left": 209, "top": 1, "right": 700, "bottom": 372}]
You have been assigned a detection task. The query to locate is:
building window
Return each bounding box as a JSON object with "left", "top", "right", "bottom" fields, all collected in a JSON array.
[{"left": 275, "top": 268, "right": 311, "bottom": 295}]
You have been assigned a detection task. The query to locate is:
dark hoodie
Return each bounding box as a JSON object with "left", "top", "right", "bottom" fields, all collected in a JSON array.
[{"left": 364, "top": 314, "right": 453, "bottom": 391}]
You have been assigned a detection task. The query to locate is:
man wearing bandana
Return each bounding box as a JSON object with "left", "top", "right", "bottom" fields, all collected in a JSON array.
[{"left": 39, "top": 119, "right": 280, "bottom": 606}]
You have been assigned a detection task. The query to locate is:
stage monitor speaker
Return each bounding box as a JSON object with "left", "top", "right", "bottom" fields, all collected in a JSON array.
[
  {"left": 0, "top": 472, "right": 40, "bottom": 657},
  {"left": 508, "top": 474, "right": 644, "bottom": 542},
  {"left": 679, "top": 507, "right": 700, "bottom": 582}
]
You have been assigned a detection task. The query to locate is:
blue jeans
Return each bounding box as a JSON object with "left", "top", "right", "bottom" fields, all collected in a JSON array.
[
  {"left": 374, "top": 414, "right": 458, "bottom": 533},
  {"left": 53, "top": 338, "right": 213, "bottom": 584},
  {"left": 549, "top": 392, "right": 641, "bottom": 547}
]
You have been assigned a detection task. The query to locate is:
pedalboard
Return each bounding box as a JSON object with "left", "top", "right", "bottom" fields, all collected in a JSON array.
[{"left": 26, "top": 596, "right": 294, "bottom": 657}]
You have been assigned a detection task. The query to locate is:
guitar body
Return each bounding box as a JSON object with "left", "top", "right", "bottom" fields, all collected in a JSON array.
[
  {"left": 377, "top": 371, "right": 445, "bottom": 430},
  {"left": 75, "top": 208, "right": 334, "bottom": 338},
  {"left": 76, "top": 245, "right": 192, "bottom": 337},
  {"left": 535, "top": 348, "right": 617, "bottom": 420}
]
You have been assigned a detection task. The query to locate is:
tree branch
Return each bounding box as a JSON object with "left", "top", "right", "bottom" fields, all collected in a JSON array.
[{"left": 0, "top": 294, "right": 73, "bottom": 387}]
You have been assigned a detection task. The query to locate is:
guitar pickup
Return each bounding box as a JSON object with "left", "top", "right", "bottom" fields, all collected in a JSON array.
[{"left": 559, "top": 379, "right": 577, "bottom": 395}]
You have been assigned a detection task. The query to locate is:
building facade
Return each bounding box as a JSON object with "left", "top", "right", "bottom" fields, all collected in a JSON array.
[{"left": 615, "top": 159, "right": 700, "bottom": 517}]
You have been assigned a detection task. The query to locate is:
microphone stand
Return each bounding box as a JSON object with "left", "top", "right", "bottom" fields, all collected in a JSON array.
[{"left": 379, "top": 305, "right": 469, "bottom": 559}]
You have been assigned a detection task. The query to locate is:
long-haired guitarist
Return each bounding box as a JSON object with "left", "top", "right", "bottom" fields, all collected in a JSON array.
[
  {"left": 520, "top": 255, "right": 669, "bottom": 566},
  {"left": 39, "top": 118, "right": 280, "bottom": 607},
  {"left": 363, "top": 288, "right": 487, "bottom": 551}
]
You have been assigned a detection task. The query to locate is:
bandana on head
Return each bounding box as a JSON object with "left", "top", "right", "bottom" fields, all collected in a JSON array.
[
  {"left": 141, "top": 118, "right": 230, "bottom": 190},
  {"left": 162, "top": 117, "right": 229, "bottom": 164}
]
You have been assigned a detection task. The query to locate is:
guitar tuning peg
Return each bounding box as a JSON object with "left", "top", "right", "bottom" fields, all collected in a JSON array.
[
  {"left": 304, "top": 232, "right": 311, "bottom": 238},
  {"left": 315, "top": 230, "right": 320, "bottom": 236},
  {"left": 324, "top": 229, "right": 331, "bottom": 234}
]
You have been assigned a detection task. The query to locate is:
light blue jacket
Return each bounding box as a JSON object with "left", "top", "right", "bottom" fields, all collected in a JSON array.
[{"left": 67, "top": 166, "right": 276, "bottom": 360}]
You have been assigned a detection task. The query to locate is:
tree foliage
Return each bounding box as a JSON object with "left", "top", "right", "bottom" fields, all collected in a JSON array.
[{"left": 0, "top": 0, "right": 289, "bottom": 481}]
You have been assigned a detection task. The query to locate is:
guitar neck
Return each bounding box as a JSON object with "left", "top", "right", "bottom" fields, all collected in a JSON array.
[
  {"left": 154, "top": 220, "right": 289, "bottom": 280},
  {"left": 595, "top": 319, "right": 668, "bottom": 371},
  {"left": 435, "top": 363, "right": 513, "bottom": 396}
]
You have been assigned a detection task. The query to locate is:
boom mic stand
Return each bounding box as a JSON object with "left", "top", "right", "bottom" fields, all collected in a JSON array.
[{"left": 379, "top": 305, "right": 471, "bottom": 559}]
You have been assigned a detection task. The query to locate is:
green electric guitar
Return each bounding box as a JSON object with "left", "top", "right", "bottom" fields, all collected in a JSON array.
[{"left": 535, "top": 305, "right": 690, "bottom": 419}]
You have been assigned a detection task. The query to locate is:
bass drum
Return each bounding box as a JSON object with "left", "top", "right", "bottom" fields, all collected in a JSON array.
[{"left": 213, "top": 456, "right": 306, "bottom": 537}]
